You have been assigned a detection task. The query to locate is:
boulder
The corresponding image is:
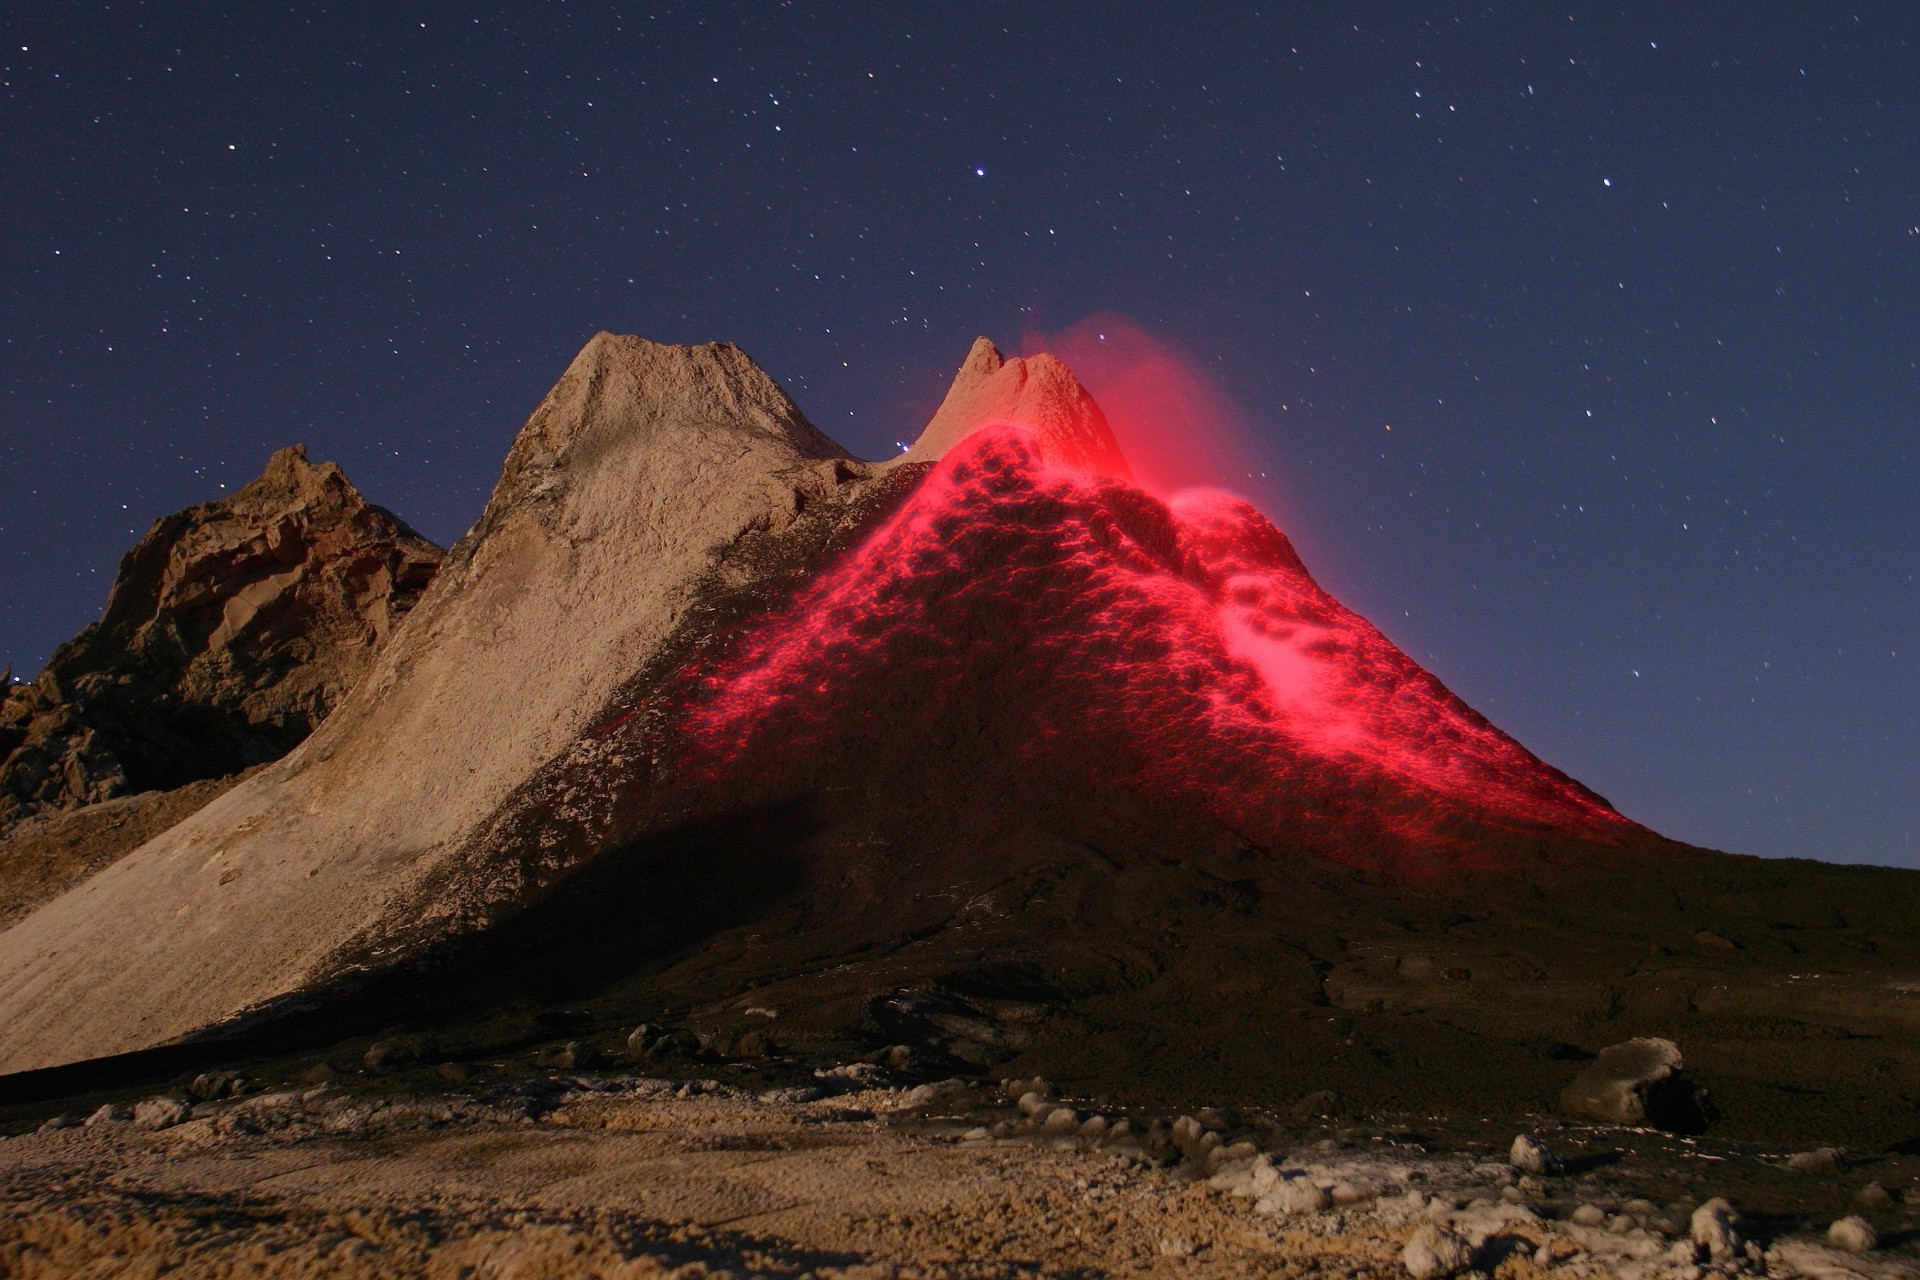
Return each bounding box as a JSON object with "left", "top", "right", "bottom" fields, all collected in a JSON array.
[
  {"left": 1559, "top": 1037, "right": 1715, "bottom": 1131},
  {"left": 1689, "top": 1197, "right": 1742, "bottom": 1261},
  {"left": 1826, "top": 1215, "right": 1878, "bottom": 1253},
  {"left": 1508, "top": 1133, "right": 1559, "bottom": 1175},
  {"left": 1402, "top": 1224, "right": 1473, "bottom": 1280}
]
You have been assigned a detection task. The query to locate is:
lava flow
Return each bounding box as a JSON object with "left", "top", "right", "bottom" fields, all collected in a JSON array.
[{"left": 682, "top": 423, "right": 1640, "bottom": 876}]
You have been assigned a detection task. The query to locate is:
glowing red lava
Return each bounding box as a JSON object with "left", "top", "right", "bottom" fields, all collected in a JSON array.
[{"left": 684, "top": 425, "right": 1636, "bottom": 874}]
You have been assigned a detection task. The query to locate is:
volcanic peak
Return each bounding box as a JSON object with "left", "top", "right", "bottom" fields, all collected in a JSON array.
[
  {"left": 893, "top": 337, "right": 1131, "bottom": 479},
  {"left": 685, "top": 424, "right": 1638, "bottom": 877}
]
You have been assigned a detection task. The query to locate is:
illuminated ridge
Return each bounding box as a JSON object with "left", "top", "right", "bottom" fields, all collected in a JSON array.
[{"left": 681, "top": 423, "right": 1639, "bottom": 876}]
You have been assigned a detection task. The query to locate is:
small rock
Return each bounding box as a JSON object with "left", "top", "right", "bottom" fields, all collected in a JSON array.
[
  {"left": 1509, "top": 1133, "right": 1560, "bottom": 1175},
  {"left": 1606, "top": 1214, "right": 1634, "bottom": 1235},
  {"left": 1292, "top": 1089, "right": 1339, "bottom": 1118},
  {"left": 1017, "top": 1091, "right": 1053, "bottom": 1116},
  {"left": 1169, "top": 1114, "right": 1206, "bottom": 1156},
  {"left": 188, "top": 1070, "right": 249, "bottom": 1101},
  {"left": 1667, "top": 1240, "right": 1703, "bottom": 1265},
  {"left": 1826, "top": 1216, "right": 1877, "bottom": 1253},
  {"left": 1499, "top": 1185, "right": 1527, "bottom": 1203},
  {"left": 626, "top": 1024, "right": 699, "bottom": 1062},
  {"left": 1852, "top": 1181, "right": 1895, "bottom": 1208},
  {"left": 1207, "top": 1160, "right": 1257, "bottom": 1195},
  {"left": 435, "top": 1062, "right": 472, "bottom": 1084},
  {"left": 133, "top": 1097, "right": 191, "bottom": 1130},
  {"left": 1041, "top": 1107, "right": 1081, "bottom": 1135},
  {"left": 1558, "top": 1037, "right": 1714, "bottom": 1131},
  {"left": 84, "top": 1104, "right": 130, "bottom": 1127},
  {"left": 1256, "top": 1177, "right": 1330, "bottom": 1217},
  {"left": 893, "top": 1082, "right": 944, "bottom": 1110},
  {"left": 961, "top": 1126, "right": 989, "bottom": 1141},
  {"left": 731, "top": 1028, "right": 775, "bottom": 1058},
  {"left": 1402, "top": 1223, "right": 1473, "bottom": 1280},
  {"left": 869, "top": 1045, "right": 916, "bottom": 1071},
  {"left": 1247, "top": 1157, "right": 1284, "bottom": 1199},
  {"left": 1157, "top": 1236, "right": 1195, "bottom": 1259},
  {"left": 1331, "top": 1180, "right": 1377, "bottom": 1206},
  {"left": 816, "top": 1062, "right": 888, "bottom": 1087},
  {"left": 530, "top": 1041, "right": 595, "bottom": 1070},
  {"left": 1689, "top": 1197, "right": 1742, "bottom": 1260},
  {"left": 1784, "top": 1146, "right": 1845, "bottom": 1175},
  {"left": 1570, "top": 1204, "right": 1607, "bottom": 1227},
  {"left": 1000, "top": 1075, "right": 1050, "bottom": 1099},
  {"left": 1078, "top": 1115, "right": 1108, "bottom": 1138},
  {"left": 36, "top": 1113, "right": 80, "bottom": 1134},
  {"left": 363, "top": 1035, "right": 433, "bottom": 1072}
]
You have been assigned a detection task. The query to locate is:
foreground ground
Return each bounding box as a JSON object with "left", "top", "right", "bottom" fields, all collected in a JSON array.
[{"left": 3, "top": 1060, "right": 1917, "bottom": 1279}]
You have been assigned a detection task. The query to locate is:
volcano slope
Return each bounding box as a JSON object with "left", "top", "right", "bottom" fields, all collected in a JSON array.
[{"left": 0, "top": 335, "right": 1917, "bottom": 1157}]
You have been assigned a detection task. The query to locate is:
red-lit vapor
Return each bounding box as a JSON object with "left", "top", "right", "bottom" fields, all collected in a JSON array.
[
  {"left": 680, "top": 424, "right": 1636, "bottom": 875},
  {"left": 1022, "top": 314, "right": 1273, "bottom": 502}
]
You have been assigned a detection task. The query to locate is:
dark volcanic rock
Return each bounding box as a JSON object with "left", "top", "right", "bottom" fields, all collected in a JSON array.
[{"left": 0, "top": 445, "right": 440, "bottom": 825}]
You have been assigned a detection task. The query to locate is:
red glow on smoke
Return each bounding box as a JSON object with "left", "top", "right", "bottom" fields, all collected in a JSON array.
[
  {"left": 683, "top": 426, "right": 1636, "bottom": 875},
  {"left": 1023, "top": 313, "right": 1271, "bottom": 502}
]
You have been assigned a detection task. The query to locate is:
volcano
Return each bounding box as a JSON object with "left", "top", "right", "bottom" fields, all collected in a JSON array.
[{"left": 1, "top": 335, "right": 1916, "bottom": 1149}]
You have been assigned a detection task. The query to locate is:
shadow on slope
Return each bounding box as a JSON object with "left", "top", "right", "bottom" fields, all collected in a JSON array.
[{"left": 0, "top": 800, "right": 820, "bottom": 1105}]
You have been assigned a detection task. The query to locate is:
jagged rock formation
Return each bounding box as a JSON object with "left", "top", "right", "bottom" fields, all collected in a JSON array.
[
  {"left": 0, "top": 446, "right": 440, "bottom": 827},
  {"left": 0, "top": 329, "right": 1916, "bottom": 1153}
]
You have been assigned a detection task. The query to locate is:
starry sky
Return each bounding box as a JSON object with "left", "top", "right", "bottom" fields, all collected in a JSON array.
[{"left": 2, "top": 3, "right": 1914, "bottom": 868}]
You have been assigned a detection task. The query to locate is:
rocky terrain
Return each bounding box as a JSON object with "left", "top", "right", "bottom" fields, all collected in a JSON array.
[
  {"left": 0, "top": 444, "right": 440, "bottom": 829},
  {"left": 1, "top": 1052, "right": 1915, "bottom": 1278},
  {"left": 0, "top": 332, "right": 1916, "bottom": 1276}
]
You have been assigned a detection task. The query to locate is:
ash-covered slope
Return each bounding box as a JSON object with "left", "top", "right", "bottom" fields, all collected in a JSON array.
[
  {"left": 0, "top": 446, "right": 440, "bottom": 827},
  {"left": 0, "top": 334, "right": 868, "bottom": 1073}
]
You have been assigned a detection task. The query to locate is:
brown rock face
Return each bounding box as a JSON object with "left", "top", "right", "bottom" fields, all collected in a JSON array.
[{"left": 0, "top": 446, "right": 441, "bottom": 826}]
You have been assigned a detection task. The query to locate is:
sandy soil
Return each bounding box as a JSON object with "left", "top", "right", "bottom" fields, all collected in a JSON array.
[{"left": 4, "top": 1068, "right": 1916, "bottom": 1279}]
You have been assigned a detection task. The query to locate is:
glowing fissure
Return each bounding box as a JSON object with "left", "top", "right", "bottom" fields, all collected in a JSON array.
[{"left": 682, "top": 425, "right": 1633, "bottom": 869}]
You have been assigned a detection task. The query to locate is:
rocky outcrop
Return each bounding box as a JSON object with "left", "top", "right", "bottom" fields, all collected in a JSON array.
[
  {"left": 0, "top": 334, "right": 866, "bottom": 1072},
  {"left": 0, "top": 446, "right": 441, "bottom": 826}
]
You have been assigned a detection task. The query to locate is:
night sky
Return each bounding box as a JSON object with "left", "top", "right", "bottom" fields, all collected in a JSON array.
[{"left": 3, "top": 3, "right": 1914, "bottom": 868}]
